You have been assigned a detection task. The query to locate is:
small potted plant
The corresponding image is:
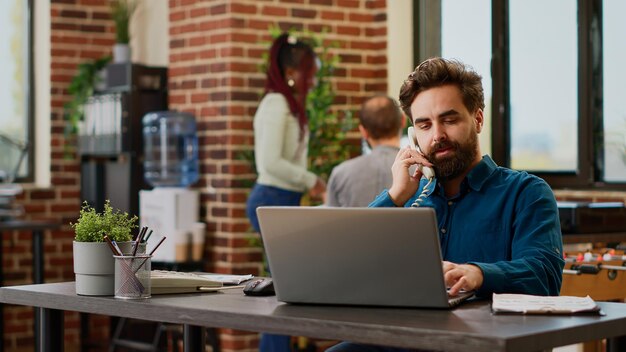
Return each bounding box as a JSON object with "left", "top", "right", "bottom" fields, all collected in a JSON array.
[
  {"left": 110, "top": 0, "right": 137, "bottom": 63},
  {"left": 71, "top": 200, "right": 138, "bottom": 295}
]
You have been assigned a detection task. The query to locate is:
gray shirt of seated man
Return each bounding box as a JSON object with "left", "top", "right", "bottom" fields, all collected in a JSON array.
[
  {"left": 326, "top": 95, "right": 405, "bottom": 207},
  {"left": 326, "top": 145, "right": 399, "bottom": 207}
]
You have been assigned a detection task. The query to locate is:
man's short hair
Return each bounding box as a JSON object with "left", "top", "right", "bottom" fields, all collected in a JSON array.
[
  {"left": 399, "top": 58, "right": 485, "bottom": 120},
  {"left": 359, "top": 95, "right": 403, "bottom": 140}
]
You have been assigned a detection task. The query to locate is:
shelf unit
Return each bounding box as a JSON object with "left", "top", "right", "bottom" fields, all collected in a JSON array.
[{"left": 79, "top": 63, "right": 168, "bottom": 217}]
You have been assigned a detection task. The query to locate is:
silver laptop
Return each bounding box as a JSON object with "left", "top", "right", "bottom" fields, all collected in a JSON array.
[{"left": 256, "top": 206, "right": 474, "bottom": 308}]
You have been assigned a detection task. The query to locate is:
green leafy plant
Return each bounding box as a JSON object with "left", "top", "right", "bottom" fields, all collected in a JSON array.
[
  {"left": 247, "top": 26, "right": 357, "bottom": 184},
  {"left": 64, "top": 56, "right": 111, "bottom": 137},
  {"left": 245, "top": 27, "right": 358, "bottom": 275},
  {"left": 110, "top": 0, "right": 137, "bottom": 44},
  {"left": 302, "top": 29, "right": 357, "bottom": 182},
  {"left": 71, "top": 200, "right": 138, "bottom": 242}
]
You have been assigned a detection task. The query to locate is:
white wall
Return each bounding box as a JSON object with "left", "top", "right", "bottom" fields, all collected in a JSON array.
[
  {"left": 387, "top": 0, "right": 413, "bottom": 102},
  {"left": 131, "top": 0, "right": 169, "bottom": 66},
  {"left": 34, "top": 0, "right": 50, "bottom": 187}
]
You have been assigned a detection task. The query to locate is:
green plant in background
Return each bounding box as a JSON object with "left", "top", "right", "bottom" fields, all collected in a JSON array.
[
  {"left": 253, "top": 26, "right": 357, "bottom": 183},
  {"left": 64, "top": 56, "right": 111, "bottom": 137},
  {"left": 302, "top": 30, "right": 357, "bottom": 182},
  {"left": 110, "top": 0, "right": 137, "bottom": 44},
  {"left": 237, "top": 149, "right": 256, "bottom": 189},
  {"left": 71, "top": 200, "right": 138, "bottom": 242},
  {"left": 244, "top": 27, "right": 358, "bottom": 274}
]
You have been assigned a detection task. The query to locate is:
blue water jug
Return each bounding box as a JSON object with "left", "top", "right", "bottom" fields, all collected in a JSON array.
[{"left": 142, "top": 111, "right": 199, "bottom": 188}]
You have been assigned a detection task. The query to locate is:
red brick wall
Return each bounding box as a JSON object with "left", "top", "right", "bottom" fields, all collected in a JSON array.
[
  {"left": 168, "top": 0, "right": 387, "bottom": 349},
  {"left": 3, "top": 0, "right": 115, "bottom": 350},
  {"left": 5, "top": 0, "right": 626, "bottom": 351}
]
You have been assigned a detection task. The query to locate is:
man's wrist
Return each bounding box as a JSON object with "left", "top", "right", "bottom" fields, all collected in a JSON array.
[
  {"left": 466, "top": 264, "right": 484, "bottom": 289},
  {"left": 387, "top": 188, "right": 406, "bottom": 207}
]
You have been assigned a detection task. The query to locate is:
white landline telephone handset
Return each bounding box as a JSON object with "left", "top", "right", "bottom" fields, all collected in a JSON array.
[
  {"left": 407, "top": 127, "right": 435, "bottom": 180},
  {"left": 407, "top": 126, "right": 434, "bottom": 207}
]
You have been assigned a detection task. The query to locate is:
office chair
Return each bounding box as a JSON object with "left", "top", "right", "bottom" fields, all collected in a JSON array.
[
  {"left": 0, "top": 133, "right": 28, "bottom": 184},
  {"left": 0, "top": 133, "right": 28, "bottom": 220}
]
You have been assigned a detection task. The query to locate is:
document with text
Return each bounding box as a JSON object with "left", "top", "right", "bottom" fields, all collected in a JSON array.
[{"left": 492, "top": 293, "right": 603, "bottom": 315}]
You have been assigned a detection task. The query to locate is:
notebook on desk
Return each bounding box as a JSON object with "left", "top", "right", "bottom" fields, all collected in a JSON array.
[{"left": 256, "top": 206, "right": 474, "bottom": 308}]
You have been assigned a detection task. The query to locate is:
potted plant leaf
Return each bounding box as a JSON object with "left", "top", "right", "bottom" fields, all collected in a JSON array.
[
  {"left": 110, "top": 0, "right": 137, "bottom": 63},
  {"left": 71, "top": 200, "right": 138, "bottom": 295}
]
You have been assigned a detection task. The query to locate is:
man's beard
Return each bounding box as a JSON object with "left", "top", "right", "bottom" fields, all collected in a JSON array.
[{"left": 426, "top": 131, "right": 479, "bottom": 181}]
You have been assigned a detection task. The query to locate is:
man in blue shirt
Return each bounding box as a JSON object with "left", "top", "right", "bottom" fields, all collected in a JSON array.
[{"left": 328, "top": 58, "right": 564, "bottom": 352}]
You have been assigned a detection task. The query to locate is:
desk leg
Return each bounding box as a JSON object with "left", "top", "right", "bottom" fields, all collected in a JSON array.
[
  {"left": 32, "top": 229, "right": 44, "bottom": 352},
  {"left": 183, "top": 325, "right": 205, "bottom": 352},
  {"left": 37, "top": 308, "right": 63, "bottom": 352},
  {"left": 32, "top": 229, "right": 44, "bottom": 284},
  {"left": 607, "top": 336, "right": 626, "bottom": 352}
]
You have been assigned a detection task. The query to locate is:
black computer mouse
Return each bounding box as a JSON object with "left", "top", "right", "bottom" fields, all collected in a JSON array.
[{"left": 243, "top": 278, "right": 275, "bottom": 296}]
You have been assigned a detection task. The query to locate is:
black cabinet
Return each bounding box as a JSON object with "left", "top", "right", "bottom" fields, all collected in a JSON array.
[{"left": 79, "top": 63, "right": 167, "bottom": 216}]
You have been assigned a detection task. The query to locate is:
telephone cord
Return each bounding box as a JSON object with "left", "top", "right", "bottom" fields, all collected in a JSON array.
[{"left": 410, "top": 178, "right": 434, "bottom": 208}]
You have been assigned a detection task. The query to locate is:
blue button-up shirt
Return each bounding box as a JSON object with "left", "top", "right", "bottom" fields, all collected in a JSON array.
[{"left": 369, "top": 155, "right": 564, "bottom": 297}]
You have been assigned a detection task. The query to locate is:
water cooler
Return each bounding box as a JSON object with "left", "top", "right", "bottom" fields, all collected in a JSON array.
[{"left": 139, "top": 111, "right": 204, "bottom": 262}]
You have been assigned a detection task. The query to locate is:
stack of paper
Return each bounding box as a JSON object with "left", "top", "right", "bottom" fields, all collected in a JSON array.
[
  {"left": 492, "top": 293, "right": 603, "bottom": 315},
  {"left": 195, "top": 273, "right": 254, "bottom": 285}
]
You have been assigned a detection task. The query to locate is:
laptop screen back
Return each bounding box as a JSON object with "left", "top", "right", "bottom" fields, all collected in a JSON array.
[{"left": 256, "top": 206, "right": 453, "bottom": 308}]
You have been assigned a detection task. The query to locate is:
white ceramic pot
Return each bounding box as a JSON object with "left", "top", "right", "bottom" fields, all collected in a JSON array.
[
  {"left": 113, "top": 43, "right": 131, "bottom": 63},
  {"left": 73, "top": 241, "right": 144, "bottom": 296}
]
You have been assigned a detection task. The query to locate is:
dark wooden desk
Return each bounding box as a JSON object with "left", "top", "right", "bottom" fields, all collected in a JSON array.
[
  {"left": 2, "top": 282, "right": 626, "bottom": 352},
  {"left": 0, "top": 220, "right": 60, "bottom": 352}
]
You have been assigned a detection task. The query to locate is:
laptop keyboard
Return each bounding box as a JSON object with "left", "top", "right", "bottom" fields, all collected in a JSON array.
[{"left": 447, "top": 290, "right": 475, "bottom": 307}]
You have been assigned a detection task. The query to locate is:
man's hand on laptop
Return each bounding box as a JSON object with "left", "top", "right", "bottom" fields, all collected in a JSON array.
[{"left": 443, "top": 261, "right": 484, "bottom": 296}]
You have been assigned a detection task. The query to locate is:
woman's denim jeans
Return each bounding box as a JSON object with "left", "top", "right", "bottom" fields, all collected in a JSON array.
[{"left": 246, "top": 184, "right": 302, "bottom": 352}]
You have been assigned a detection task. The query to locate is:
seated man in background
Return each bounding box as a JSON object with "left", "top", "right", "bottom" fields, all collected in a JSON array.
[
  {"left": 328, "top": 58, "right": 564, "bottom": 352},
  {"left": 326, "top": 95, "right": 405, "bottom": 207}
]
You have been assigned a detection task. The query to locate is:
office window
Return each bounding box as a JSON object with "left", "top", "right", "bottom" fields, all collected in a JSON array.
[
  {"left": 0, "top": 0, "right": 33, "bottom": 182},
  {"left": 417, "top": 0, "right": 625, "bottom": 188},
  {"left": 509, "top": 0, "right": 578, "bottom": 171},
  {"left": 602, "top": 0, "right": 626, "bottom": 182},
  {"left": 441, "top": 0, "right": 492, "bottom": 154}
]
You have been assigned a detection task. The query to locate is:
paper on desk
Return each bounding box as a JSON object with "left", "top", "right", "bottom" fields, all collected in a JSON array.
[
  {"left": 492, "top": 293, "right": 602, "bottom": 314},
  {"left": 194, "top": 273, "right": 253, "bottom": 285}
]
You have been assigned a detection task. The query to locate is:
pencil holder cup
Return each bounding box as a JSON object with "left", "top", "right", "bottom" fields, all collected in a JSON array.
[{"left": 114, "top": 255, "right": 152, "bottom": 299}]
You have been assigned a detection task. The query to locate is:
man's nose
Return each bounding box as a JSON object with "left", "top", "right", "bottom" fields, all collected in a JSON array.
[{"left": 432, "top": 123, "right": 447, "bottom": 144}]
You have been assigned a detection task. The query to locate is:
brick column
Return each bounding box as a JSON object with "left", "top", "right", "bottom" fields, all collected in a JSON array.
[{"left": 169, "top": 0, "right": 387, "bottom": 350}]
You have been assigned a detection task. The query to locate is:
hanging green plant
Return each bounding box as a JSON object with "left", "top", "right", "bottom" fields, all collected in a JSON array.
[
  {"left": 64, "top": 56, "right": 111, "bottom": 135},
  {"left": 63, "top": 56, "right": 111, "bottom": 157}
]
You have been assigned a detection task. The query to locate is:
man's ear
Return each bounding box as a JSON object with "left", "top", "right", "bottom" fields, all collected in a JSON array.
[
  {"left": 358, "top": 124, "right": 369, "bottom": 140},
  {"left": 474, "top": 109, "right": 484, "bottom": 133}
]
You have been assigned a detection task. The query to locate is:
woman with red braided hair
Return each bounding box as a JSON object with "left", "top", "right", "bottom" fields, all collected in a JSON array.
[{"left": 246, "top": 33, "right": 326, "bottom": 352}]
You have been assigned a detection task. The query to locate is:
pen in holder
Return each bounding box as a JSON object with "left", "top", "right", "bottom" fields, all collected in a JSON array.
[{"left": 114, "top": 254, "right": 152, "bottom": 299}]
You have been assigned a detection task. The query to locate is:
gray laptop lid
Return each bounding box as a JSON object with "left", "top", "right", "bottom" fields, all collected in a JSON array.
[{"left": 257, "top": 206, "right": 467, "bottom": 308}]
